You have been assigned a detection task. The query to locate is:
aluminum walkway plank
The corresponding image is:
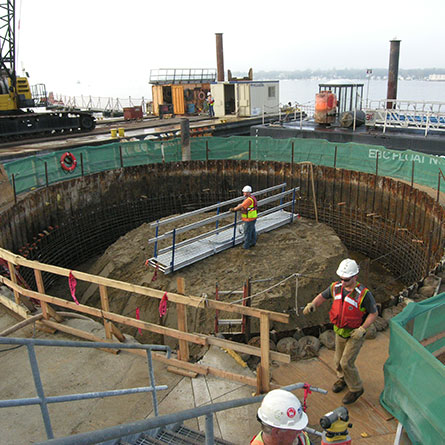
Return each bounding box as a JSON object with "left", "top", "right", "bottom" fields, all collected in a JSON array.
[{"left": 149, "top": 211, "right": 296, "bottom": 274}]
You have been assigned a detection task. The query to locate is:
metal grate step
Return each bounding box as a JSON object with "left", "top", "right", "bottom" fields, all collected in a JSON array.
[{"left": 129, "top": 425, "right": 235, "bottom": 445}]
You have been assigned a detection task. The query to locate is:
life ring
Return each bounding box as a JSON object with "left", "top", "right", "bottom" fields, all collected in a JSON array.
[
  {"left": 198, "top": 90, "right": 206, "bottom": 101},
  {"left": 60, "top": 152, "right": 77, "bottom": 172}
]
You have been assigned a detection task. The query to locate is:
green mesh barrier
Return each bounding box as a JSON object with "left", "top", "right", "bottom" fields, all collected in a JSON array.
[
  {"left": 3, "top": 136, "right": 445, "bottom": 195},
  {"left": 380, "top": 294, "right": 445, "bottom": 445}
]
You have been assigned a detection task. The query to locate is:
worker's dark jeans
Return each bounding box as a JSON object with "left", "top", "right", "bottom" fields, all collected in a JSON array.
[
  {"left": 209, "top": 105, "right": 214, "bottom": 117},
  {"left": 243, "top": 220, "right": 257, "bottom": 249}
]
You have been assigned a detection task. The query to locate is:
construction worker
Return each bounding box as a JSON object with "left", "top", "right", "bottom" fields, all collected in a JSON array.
[
  {"left": 251, "top": 389, "right": 311, "bottom": 445},
  {"left": 207, "top": 92, "right": 215, "bottom": 117},
  {"left": 230, "top": 185, "right": 258, "bottom": 249},
  {"left": 303, "top": 258, "right": 377, "bottom": 405}
]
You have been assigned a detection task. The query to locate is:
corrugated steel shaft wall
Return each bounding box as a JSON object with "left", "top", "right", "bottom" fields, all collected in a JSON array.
[{"left": 0, "top": 160, "right": 443, "bottom": 289}]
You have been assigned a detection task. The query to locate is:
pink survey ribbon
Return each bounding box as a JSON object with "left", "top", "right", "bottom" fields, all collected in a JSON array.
[
  {"left": 159, "top": 292, "right": 168, "bottom": 318},
  {"left": 135, "top": 307, "right": 142, "bottom": 334},
  {"left": 68, "top": 271, "right": 79, "bottom": 305}
]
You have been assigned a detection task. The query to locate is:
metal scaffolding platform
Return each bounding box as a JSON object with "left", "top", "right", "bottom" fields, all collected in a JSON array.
[{"left": 147, "top": 184, "right": 299, "bottom": 274}]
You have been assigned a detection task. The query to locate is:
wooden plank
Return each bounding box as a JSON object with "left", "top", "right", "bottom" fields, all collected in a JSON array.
[
  {"left": 0, "top": 275, "right": 207, "bottom": 346},
  {"left": 207, "top": 336, "right": 290, "bottom": 364},
  {"left": 260, "top": 313, "right": 270, "bottom": 393},
  {"left": 420, "top": 330, "right": 445, "bottom": 347},
  {"left": 111, "top": 323, "right": 126, "bottom": 342},
  {"left": 0, "top": 247, "right": 288, "bottom": 322},
  {"left": 40, "top": 320, "right": 118, "bottom": 354},
  {"left": 176, "top": 277, "right": 190, "bottom": 362},
  {"left": 167, "top": 366, "right": 198, "bottom": 378},
  {"left": 34, "top": 269, "right": 63, "bottom": 322},
  {"left": 0, "top": 292, "right": 29, "bottom": 318},
  {"left": 99, "top": 285, "right": 113, "bottom": 340}
]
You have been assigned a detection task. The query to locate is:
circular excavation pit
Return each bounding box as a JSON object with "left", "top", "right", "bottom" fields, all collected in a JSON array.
[{"left": 1, "top": 160, "right": 444, "bottom": 354}]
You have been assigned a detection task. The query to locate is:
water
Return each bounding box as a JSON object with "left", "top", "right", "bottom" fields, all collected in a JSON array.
[{"left": 279, "top": 79, "right": 445, "bottom": 106}]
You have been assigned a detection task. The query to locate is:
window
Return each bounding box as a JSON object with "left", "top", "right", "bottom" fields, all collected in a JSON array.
[{"left": 268, "top": 86, "right": 276, "bottom": 98}]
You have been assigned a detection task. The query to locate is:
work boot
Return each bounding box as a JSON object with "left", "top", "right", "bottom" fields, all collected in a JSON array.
[
  {"left": 332, "top": 379, "right": 347, "bottom": 393},
  {"left": 342, "top": 388, "right": 364, "bottom": 404}
]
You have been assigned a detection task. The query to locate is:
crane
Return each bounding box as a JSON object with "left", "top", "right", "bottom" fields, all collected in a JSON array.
[{"left": 0, "top": 0, "right": 95, "bottom": 139}]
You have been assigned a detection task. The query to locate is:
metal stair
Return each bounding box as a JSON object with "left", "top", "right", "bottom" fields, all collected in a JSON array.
[{"left": 127, "top": 425, "right": 235, "bottom": 445}]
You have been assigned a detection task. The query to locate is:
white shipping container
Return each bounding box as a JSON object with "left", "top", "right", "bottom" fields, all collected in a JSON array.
[{"left": 210, "top": 80, "right": 279, "bottom": 117}]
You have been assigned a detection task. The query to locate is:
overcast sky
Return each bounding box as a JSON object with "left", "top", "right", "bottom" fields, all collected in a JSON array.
[{"left": 15, "top": 0, "right": 445, "bottom": 98}]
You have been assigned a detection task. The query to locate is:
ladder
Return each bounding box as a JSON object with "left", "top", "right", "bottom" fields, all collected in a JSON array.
[{"left": 214, "top": 279, "right": 251, "bottom": 341}]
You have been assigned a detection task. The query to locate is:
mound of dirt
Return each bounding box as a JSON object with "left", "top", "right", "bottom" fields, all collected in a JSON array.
[
  {"left": 49, "top": 214, "right": 404, "bottom": 354},
  {"left": 70, "top": 216, "right": 345, "bottom": 346}
]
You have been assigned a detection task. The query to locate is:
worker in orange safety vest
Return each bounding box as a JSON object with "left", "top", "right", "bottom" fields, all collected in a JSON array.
[
  {"left": 303, "top": 258, "right": 378, "bottom": 405},
  {"left": 250, "top": 389, "right": 312, "bottom": 445},
  {"left": 230, "top": 185, "right": 258, "bottom": 249}
]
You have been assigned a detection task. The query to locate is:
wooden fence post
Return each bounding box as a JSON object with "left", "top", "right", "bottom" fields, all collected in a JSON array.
[
  {"left": 260, "top": 312, "right": 270, "bottom": 393},
  {"left": 34, "top": 269, "right": 63, "bottom": 322},
  {"left": 99, "top": 284, "right": 113, "bottom": 340},
  {"left": 176, "top": 277, "right": 190, "bottom": 362}
]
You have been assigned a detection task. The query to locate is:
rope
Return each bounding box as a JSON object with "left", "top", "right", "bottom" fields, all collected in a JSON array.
[{"left": 232, "top": 273, "right": 299, "bottom": 304}]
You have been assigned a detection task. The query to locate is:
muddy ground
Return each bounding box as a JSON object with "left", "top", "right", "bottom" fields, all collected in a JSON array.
[{"left": 48, "top": 215, "right": 404, "bottom": 356}]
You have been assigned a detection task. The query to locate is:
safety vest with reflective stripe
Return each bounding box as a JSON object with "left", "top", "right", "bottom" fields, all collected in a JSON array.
[
  {"left": 329, "top": 281, "right": 368, "bottom": 329},
  {"left": 241, "top": 196, "right": 258, "bottom": 221},
  {"left": 250, "top": 430, "right": 311, "bottom": 444}
]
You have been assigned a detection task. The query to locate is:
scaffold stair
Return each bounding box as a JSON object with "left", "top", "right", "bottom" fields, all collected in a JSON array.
[{"left": 126, "top": 425, "right": 235, "bottom": 445}]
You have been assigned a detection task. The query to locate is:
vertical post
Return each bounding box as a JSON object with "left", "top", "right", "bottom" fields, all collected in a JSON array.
[
  {"left": 180, "top": 118, "right": 191, "bottom": 161},
  {"left": 375, "top": 150, "right": 379, "bottom": 177},
  {"left": 99, "top": 285, "right": 113, "bottom": 340},
  {"left": 232, "top": 212, "right": 238, "bottom": 246},
  {"left": 205, "top": 413, "right": 215, "bottom": 445},
  {"left": 334, "top": 145, "right": 338, "bottom": 168},
  {"left": 214, "top": 283, "right": 219, "bottom": 334},
  {"left": 44, "top": 162, "right": 49, "bottom": 188},
  {"left": 437, "top": 171, "right": 441, "bottom": 203},
  {"left": 154, "top": 221, "right": 159, "bottom": 258},
  {"left": 244, "top": 278, "right": 251, "bottom": 343},
  {"left": 171, "top": 228, "right": 176, "bottom": 272},
  {"left": 176, "top": 277, "right": 190, "bottom": 362},
  {"left": 119, "top": 145, "right": 123, "bottom": 168},
  {"left": 206, "top": 139, "right": 209, "bottom": 162},
  {"left": 241, "top": 282, "right": 247, "bottom": 334},
  {"left": 12, "top": 173, "right": 17, "bottom": 204},
  {"left": 291, "top": 188, "right": 296, "bottom": 223},
  {"left": 260, "top": 313, "right": 270, "bottom": 393},
  {"left": 215, "top": 203, "right": 220, "bottom": 230},
  {"left": 248, "top": 140, "right": 252, "bottom": 161},
  {"left": 411, "top": 160, "right": 415, "bottom": 187},
  {"left": 34, "top": 269, "right": 50, "bottom": 320},
  {"left": 215, "top": 33, "right": 224, "bottom": 82},
  {"left": 81, "top": 153, "right": 84, "bottom": 176},
  {"left": 7, "top": 261, "right": 21, "bottom": 305},
  {"left": 291, "top": 141, "right": 294, "bottom": 165}
]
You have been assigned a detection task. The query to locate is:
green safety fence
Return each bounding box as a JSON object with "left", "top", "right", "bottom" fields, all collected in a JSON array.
[
  {"left": 3, "top": 136, "right": 445, "bottom": 195},
  {"left": 380, "top": 294, "right": 445, "bottom": 445}
]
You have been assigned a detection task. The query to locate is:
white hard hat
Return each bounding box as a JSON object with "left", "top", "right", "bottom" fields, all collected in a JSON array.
[
  {"left": 258, "top": 389, "right": 308, "bottom": 430},
  {"left": 207, "top": 92, "right": 211, "bottom": 96},
  {"left": 336, "top": 258, "right": 359, "bottom": 278},
  {"left": 242, "top": 185, "right": 252, "bottom": 193}
]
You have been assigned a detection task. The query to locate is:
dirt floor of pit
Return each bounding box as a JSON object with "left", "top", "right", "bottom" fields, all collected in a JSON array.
[{"left": 46, "top": 216, "right": 405, "bottom": 355}]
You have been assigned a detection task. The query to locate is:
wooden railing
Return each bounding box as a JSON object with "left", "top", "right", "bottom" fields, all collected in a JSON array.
[{"left": 0, "top": 248, "right": 290, "bottom": 393}]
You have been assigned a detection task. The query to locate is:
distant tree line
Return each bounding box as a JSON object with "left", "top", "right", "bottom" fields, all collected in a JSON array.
[{"left": 232, "top": 68, "right": 445, "bottom": 80}]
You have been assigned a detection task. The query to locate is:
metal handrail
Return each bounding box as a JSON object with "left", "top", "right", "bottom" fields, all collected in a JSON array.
[
  {"left": 38, "top": 382, "right": 327, "bottom": 445},
  {"left": 0, "top": 337, "right": 171, "bottom": 441}
]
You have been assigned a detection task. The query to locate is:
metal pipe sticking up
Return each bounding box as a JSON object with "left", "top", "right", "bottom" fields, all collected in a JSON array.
[
  {"left": 386, "top": 39, "right": 401, "bottom": 109},
  {"left": 215, "top": 33, "right": 224, "bottom": 82}
]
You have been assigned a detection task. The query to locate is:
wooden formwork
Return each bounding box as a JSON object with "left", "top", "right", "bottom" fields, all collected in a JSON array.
[{"left": 0, "top": 247, "right": 290, "bottom": 394}]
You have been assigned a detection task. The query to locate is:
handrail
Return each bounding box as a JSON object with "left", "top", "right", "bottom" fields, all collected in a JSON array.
[
  {"left": 0, "top": 337, "right": 171, "bottom": 441},
  {"left": 37, "top": 383, "right": 327, "bottom": 445}
]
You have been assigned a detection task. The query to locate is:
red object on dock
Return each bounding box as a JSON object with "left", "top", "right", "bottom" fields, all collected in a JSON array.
[{"left": 123, "top": 106, "right": 143, "bottom": 120}]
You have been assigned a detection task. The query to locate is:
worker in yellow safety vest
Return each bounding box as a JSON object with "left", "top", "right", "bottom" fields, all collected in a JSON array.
[
  {"left": 230, "top": 185, "right": 258, "bottom": 249},
  {"left": 251, "top": 389, "right": 312, "bottom": 445}
]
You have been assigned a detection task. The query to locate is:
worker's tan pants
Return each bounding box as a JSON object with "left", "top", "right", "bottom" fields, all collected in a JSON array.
[{"left": 334, "top": 333, "right": 365, "bottom": 392}]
